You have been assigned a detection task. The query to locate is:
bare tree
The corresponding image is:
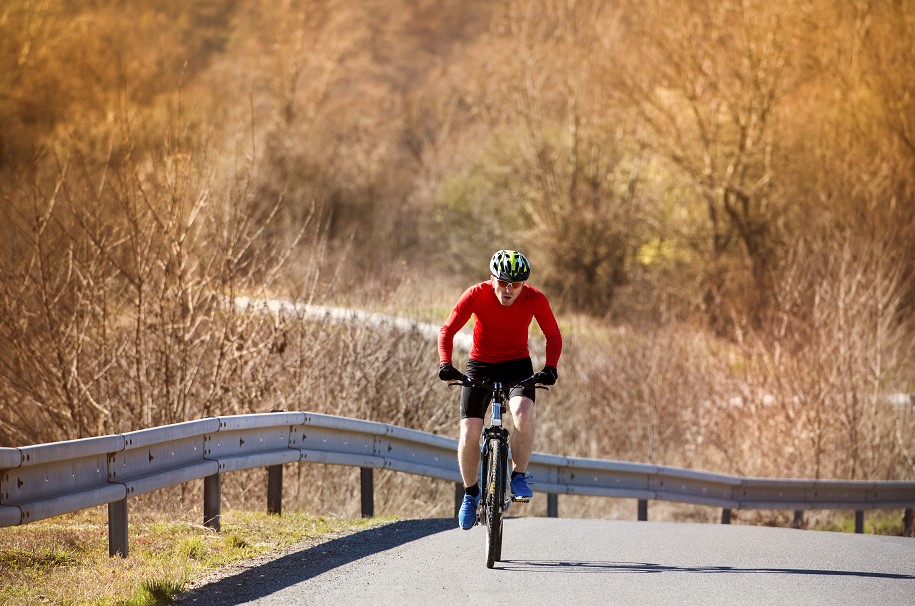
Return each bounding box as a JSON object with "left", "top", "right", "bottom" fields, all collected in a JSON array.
[
  {"left": 0, "top": 105, "right": 327, "bottom": 443},
  {"left": 436, "top": 0, "right": 642, "bottom": 312},
  {"left": 750, "top": 230, "right": 914, "bottom": 480},
  {"left": 614, "top": 0, "right": 808, "bottom": 328}
]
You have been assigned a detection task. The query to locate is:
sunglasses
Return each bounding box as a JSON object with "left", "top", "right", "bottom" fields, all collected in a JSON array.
[{"left": 494, "top": 278, "right": 525, "bottom": 290}]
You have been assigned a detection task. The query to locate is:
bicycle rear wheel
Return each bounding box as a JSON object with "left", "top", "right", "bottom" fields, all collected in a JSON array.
[{"left": 484, "top": 437, "right": 504, "bottom": 569}]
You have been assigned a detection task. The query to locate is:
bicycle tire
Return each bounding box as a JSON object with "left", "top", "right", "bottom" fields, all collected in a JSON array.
[
  {"left": 493, "top": 437, "right": 508, "bottom": 560},
  {"left": 484, "top": 437, "right": 504, "bottom": 569}
]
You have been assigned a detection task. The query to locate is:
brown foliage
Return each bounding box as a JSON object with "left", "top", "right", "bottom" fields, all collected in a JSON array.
[{"left": 0, "top": 1, "right": 912, "bottom": 515}]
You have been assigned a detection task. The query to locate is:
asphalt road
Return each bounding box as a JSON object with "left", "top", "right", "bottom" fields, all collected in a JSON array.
[{"left": 178, "top": 517, "right": 915, "bottom": 605}]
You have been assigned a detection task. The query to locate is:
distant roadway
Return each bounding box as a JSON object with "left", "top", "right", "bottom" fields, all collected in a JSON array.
[{"left": 178, "top": 516, "right": 915, "bottom": 605}]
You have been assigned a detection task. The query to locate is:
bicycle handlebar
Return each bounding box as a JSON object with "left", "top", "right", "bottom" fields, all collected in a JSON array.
[{"left": 447, "top": 373, "right": 548, "bottom": 392}]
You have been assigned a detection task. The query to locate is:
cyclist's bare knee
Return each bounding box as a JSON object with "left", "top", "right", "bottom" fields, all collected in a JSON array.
[
  {"left": 459, "top": 417, "right": 484, "bottom": 443},
  {"left": 509, "top": 396, "right": 534, "bottom": 425}
]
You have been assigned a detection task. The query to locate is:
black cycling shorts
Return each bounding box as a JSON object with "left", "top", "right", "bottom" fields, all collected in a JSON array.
[{"left": 460, "top": 357, "right": 536, "bottom": 420}]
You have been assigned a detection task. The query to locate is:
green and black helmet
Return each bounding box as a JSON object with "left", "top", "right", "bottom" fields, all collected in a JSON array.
[{"left": 489, "top": 249, "right": 531, "bottom": 282}]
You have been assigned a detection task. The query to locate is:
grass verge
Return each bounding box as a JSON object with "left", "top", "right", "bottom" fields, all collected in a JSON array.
[
  {"left": 816, "top": 510, "right": 909, "bottom": 535},
  {"left": 0, "top": 508, "right": 392, "bottom": 605}
]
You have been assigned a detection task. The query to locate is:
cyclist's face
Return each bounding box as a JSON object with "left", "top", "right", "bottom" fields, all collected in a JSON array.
[{"left": 491, "top": 275, "right": 524, "bottom": 306}]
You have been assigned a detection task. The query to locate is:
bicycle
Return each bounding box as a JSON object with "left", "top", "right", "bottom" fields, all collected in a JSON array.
[{"left": 450, "top": 373, "right": 548, "bottom": 568}]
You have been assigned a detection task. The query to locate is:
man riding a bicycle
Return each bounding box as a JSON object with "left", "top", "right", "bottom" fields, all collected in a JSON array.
[{"left": 438, "top": 249, "right": 563, "bottom": 530}]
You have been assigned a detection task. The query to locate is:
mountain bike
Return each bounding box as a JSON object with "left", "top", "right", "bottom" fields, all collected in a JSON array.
[{"left": 450, "top": 373, "right": 547, "bottom": 568}]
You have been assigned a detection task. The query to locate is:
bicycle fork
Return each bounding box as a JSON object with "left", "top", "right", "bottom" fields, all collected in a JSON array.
[{"left": 480, "top": 426, "right": 511, "bottom": 512}]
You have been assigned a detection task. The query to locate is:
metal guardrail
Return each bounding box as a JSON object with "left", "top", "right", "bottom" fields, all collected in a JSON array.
[
  {"left": 525, "top": 453, "right": 915, "bottom": 510},
  {"left": 2, "top": 412, "right": 913, "bottom": 556}
]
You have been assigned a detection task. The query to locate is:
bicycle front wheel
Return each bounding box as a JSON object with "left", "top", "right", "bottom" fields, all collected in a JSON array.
[{"left": 484, "top": 437, "right": 504, "bottom": 569}]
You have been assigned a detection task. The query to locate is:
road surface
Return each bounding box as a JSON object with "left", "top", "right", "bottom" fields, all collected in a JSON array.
[{"left": 178, "top": 516, "right": 915, "bottom": 605}]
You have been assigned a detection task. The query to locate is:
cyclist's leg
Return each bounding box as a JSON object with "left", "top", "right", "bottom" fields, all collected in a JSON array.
[
  {"left": 458, "top": 417, "right": 484, "bottom": 486},
  {"left": 501, "top": 357, "right": 536, "bottom": 474},
  {"left": 458, "top": 372, "right": 489, "bottom": 488},
  {"left": 508, "top": 394, "right": 535, "bottom": 473}
]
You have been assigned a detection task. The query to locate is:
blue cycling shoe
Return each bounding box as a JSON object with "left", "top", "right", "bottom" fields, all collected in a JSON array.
[
  {"left": 458, "top": 492, "right": 481, "bottom": 530},
  {"left": 510, "top": 473, "right": 534, "bottom": 501}
]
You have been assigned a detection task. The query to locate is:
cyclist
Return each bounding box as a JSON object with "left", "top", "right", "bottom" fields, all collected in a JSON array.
[{"left": 438, "top": 249, "right": 562, "bottom": 530}]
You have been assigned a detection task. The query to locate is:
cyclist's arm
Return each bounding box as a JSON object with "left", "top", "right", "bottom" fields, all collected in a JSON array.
[
  {"left": 535, "top": 296, "right": 562, "bottom": 368},
  {"left": 438, "top": 288, "right": 475, "bottom": 365}
]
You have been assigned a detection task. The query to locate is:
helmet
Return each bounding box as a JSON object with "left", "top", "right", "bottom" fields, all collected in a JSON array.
[{"left": 489, "top": 249, "right": 530, "bottom": 282}]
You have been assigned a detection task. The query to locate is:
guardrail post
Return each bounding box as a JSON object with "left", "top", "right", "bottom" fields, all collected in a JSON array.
[
  {"left": 547, "top": 493, "right": 558, "bottom": 518},
  {"left": 266, "top": 409, "right": 285, "bottom": 516},
  {"left": 721, "top": 509, "right": 731, "bottom": 524},
  {"left": 638, "top": 499, "right": 648, "bottom": 521},
  {"left": 792, "top": 510, "right": 804, "bottom": 529},
  {"left": 360, "top": 467, "right": 374, "bottom": 518},
  {"left": 267, "top": 465, "right": 283, "bottom": 515},
  {"left": 108, "top": 500, "right": 128, "bottom": 558},
  {"left": 855, "top": 510, "right": 864, "bottom": 534},
  {"left": 204, "top": 474, "right": 221, "bottom": 531},
  {"left": 904, "top": 509, "right": 914, "bottom": 537}
]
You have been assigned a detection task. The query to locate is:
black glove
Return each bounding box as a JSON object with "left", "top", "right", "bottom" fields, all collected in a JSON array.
[
  {"left": 533, "top": 366, "right": 558, "bottom": 386},
  {"left": 438, "top": 362, "right": 464, "bottom": 382}
]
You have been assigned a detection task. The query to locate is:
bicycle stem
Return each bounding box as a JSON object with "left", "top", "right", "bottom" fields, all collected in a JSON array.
[{"left": 491, "top": 381, "right": 503, "bottom": 427}]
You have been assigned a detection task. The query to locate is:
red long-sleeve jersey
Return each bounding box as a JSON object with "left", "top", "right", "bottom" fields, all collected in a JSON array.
[{"left": 439, "top": 281, "right": 562, "bottom": 367}]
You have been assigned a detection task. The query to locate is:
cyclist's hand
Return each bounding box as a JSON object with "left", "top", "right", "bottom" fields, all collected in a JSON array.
[
  {"left": 533, "top": 366, "right": 558, "bottom": 386},
  {"left": 438, "top": 362, "right": 464, "bottom": 382}
]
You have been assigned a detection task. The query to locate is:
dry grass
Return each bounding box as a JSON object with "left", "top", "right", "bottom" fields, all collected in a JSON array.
[{"left": 0, "top": 507, "right": 389, "bottom": 606}]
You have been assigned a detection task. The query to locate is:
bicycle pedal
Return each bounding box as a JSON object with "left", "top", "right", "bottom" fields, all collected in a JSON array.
[{"left": 510, "top": 495, "right": 530, "bottom": 503}]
